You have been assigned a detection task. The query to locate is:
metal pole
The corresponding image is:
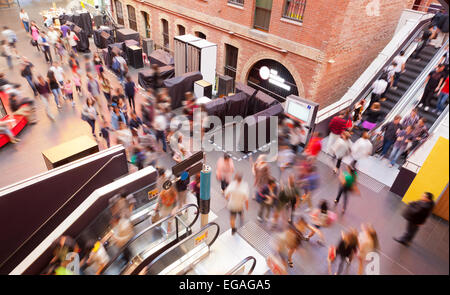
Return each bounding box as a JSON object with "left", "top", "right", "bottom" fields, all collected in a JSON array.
[{"left": 199, "top": 164, "right": 211, "bottom": 227}]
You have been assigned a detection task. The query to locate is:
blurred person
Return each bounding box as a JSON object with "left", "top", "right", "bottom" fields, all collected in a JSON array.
[
  {"left": 84, "top": 240, "right": 110, "bottom": 275},
  {"left": 45, "top": 236, "right": 80, "bottom": 275},
  {"left": 385, "top": 61, "right": 397, "bottom": 89},
  {"left": 81, "top": 97, "right": 99, "bottom": 137},
  {"left": 47, "top": 70, "right": 62, "bottom": 108},
  {"left": 357, "top": 223, "right": 379, "bottom": 275},
  {"left": 412, "top": 25, "right": 434, "bottom": 60},
  {"left": 304, "top": 132, "right": 322, "bottom": 158},
  {"left": 392, "top": 51, "right": 406, "bottom": 89},
  {"left": 110, "top": 106, "right": 126, "bottom": 131},
  {"left": 87, "top": 73, "right": 103, "bottom": 113},
  {"left": 352, "top": 99, "right": 366, "bottom": 127},
  {"left": 63, "top": 78, "right": 74, "bottom": 107},
  {"left": 330, "top": 229, "right": 359, "bottom": 275},
  {"left": 112, "top": 87, "right": 125, "bottom": 106},
  {"left": 298, "top": 165, "right": 320, "bottom": 212},
  {"left": 378, "top": 115, "right": 402, "bottom": 159},
  {"left": 116, "top": 121, "right": 133, "bottom": 151},
  {"left": 360, "top": 102, "right": 382, "bottom": 131},
  {"left": 19, "top": 9, "right": 30, "bottom": 33},
  {"left": 110, "top": 215, "right": 135, "bottom": 262},
  {"left": 118, "top": 97, "right": 129, "bottom": 125},
  {"left": 30, "top": 21, "right": 40, "bottom": 52},
  {"left": 112, "top": 51, "right": 128, "bottom": 84},
  {"left": 388, "top": 125, "right": 413, "bottom": 168},
  {"left": 435, "top": 75, "right": 449, "bottom": 114},
  {"left": 154, "top": 187, "right": 178, "bottom": 232},
  {"left": 153, "top": 107, "right": 168, "bottom": 152},
  {"left": 84, "top": 54, "right": 95, "bottom": 74},
  {"left": 216, "top": 153, "right": 235, "bottom": 193},
  {"left": 131, "top": 146, "right": 146, "bottom": 170},
  {"left": 67, "top": 29, "right": 79, "bottom": 53},
  {"left": 99, "top": 119, "right": 111, "bottom": 148},
  {"left": 47, "top": 27, "right": 60, "bottom": 57},
  {"left": 275, "top": 175, "right": 300, "bottom": 225},
  {"left": 20, "top": 58, "right": 38, "bottom": 96},
  {"left": 189, "top": 173, "right": 201, "bottom": 207},
  {"left": 129, "top": 111, "right": 143, "bottom": 142},
  {"left": 418, "top": 64, "right": 446, "bottom": 111},
  {"left": 401, "top": 108, "right": 419, "bottom": 128},
  {"left": 0, "top": 119, "right": 19, "bottom": 143},
  {"left": 288, "top": 120, "right": 305, "bottom": 153},
  {"left": 326, "top": 111, "right": 348, "bottom": 154},
  {"left": 49, "top": 62, "right": 65, "bottom": 90},
  {"left": 351, "top": 131, "right": 373, "bottom": 166},
  {"left": 124, "top": 75, "right": 136, "bottom": 111},
  {"left": 35, "top": 75, "right": 54, "bottom": 120},
  {"left": 2, "top": 26, "right": 17, "bottom": 56},
  {"left": 93, "top": 52, "right": 103, "bottom": 76},
  {"left": 407, "top": 118, "right": 429, "bottom": 155},
  {"left": 100, "top": 73, "right": 112, "bottom": 104},
  {"left": 109, "top": 192, "right": 136, "bottom": 220},
  {"left": 225, "top": 173, "right": 249, "bottom": 235},
  {"left": 151, "top": 64, "right": 162, "bottom": 92},
  {"left": 369, "top": 74, "right": 388, "bottom": 109},
  {"left": 330, "top": 131, "right": 352, "bottom": 174},
  {"left": 175, "top": 174, "right": 190, "bottom": 210},
  {"left": 1, "top": 40, "right": 13, "bottom": 69},
  {"left": 256, "top": 178, "right": 278, "bottom": 223},
  {"left": 309, "top": 200, "right": 337, "bottom": 245},
  {"left": 38, "top": 31, "right": 52, "bottom": 64},
  {"left": 334, "top": 165, "right": 360, "bottom": 214},
  {"left": 394, "top": 192, "right": 435, "bottom": 246},
  {"left": 73, "top": 72, "right": 82, "bottom": 97},
  {"left": 252, "top": 155, "right": 272, "bottom": 193},
  {"left": 68, "top": 53, "right": 80, "bottom": 74}
]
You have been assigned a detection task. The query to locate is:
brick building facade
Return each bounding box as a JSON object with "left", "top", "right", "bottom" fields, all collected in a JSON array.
[{"left": 110, "top": 0, "right": 416, "bottom": 108}]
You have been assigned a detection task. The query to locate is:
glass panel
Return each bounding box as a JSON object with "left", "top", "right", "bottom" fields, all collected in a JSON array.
[{"left": 256, "top": 0, "right": 273, "bottom": 10}]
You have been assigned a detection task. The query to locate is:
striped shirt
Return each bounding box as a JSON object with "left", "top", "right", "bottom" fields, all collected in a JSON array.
[{"left": 329, "top": 116, "right": 347, "bottom": 135}]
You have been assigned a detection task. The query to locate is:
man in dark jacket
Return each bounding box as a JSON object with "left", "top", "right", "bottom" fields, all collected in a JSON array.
[
  {"left": 394, "top": 192, "right": 435, "bottom": 246},
  {"left": 379, "top": 115, "right": 402, "bottom": 158}
]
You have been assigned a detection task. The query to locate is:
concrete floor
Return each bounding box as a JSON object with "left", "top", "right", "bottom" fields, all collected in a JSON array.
[{"left": 0, "top": 0, "right": 448, "bottom": 275}]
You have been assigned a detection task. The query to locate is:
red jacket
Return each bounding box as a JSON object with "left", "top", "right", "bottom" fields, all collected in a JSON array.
[{"left": 329, "top": 116, "right": 347, "bottom": 135}]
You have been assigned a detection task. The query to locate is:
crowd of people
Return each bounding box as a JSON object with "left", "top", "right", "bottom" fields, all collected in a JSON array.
[{"left": 0, "top": 8, "right": 442, "bottom": 276}]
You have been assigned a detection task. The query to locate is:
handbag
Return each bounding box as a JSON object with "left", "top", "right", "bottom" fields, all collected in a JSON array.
[
  {"left": 30, "top": 39, "right": 37, "bottom": 46},
  {"left": 361, "top": 120, "right": 377, "bottom": 130}
]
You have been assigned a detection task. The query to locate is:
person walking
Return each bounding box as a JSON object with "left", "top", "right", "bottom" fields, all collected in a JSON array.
[
  {"left": 224, "top": 173, "right": 249, "bottom": 235},
  {"left": 326, "top": 111, "right": 348, "bottom": 154},
  {"left": 369, "top": 74, "right": 388, "bottom": 109},
  {"left": 81, "top": 97, "right": 99, "bottom": 137},
  {"left": 357, "top": 223, "right": 379, "bottom": 275},
  {"left": 330, "top": 229, "right": 359, "bottom": 275},
  {"left": 360, "top": 102, "right": 383, "bottom": 131},
  {"left": 392, "top": 51, "right": 406, "bottom": 89},
  {"left": 100, "top": 74, "right": 112, "bottom": 104},
  {"left": 406, "top": 118, "right": 429, "bottom": 155},
  {"left": 418, "top": 64, "right": 446, "bottom": 112},
  {"left": 256, "top": 178, "right": 278, "bottom": 223},
  {"left": 63, "top": 79, "right": 75, "bottom": 107},
  {"left": 38, "top": 32, "right": 52, "bottom": 64},
  {"left": 154, "top": 187, "right": 178, "bottom": 233},
  {"left": 330, "top": 131, "right": 352, "bottom": 174},
  {"left": 110, "top": 106, "right": 126, "bottom": 131},
  {"left": 30, "top": 21, "right": 41, "bottom": 52},
  {"left": 19, "top": 59, "right": 38, "bottom": 97},
  {"left": 1, "top": 40, "right": 13, "bottom": 69},
  {"left": 351, "top": 131, "right": 373, "bottom": 166},
  {"left": 378, "top": 115, "right": 402, "bottom": 159},
  {"left": 435, "top": 75, "right": 449, "bottom": 114},
  {"left": 112, "top": 52, "right": 128, "bottom": 85},
  {"left": 334, "top": 165, "right": 360, "bottom": 214},
  {"left": 388, "top": 125, "right": 413, "bottom": 168},
  {"left": 401, "top": 108, "right": 419, "bottom": 128},
  {"left": 67, "top": 30, "right": 79, "bottom": 53},
  {"left": 216, "top": 153, "right": 235, "bottom": 193},
  {"left": 49, "top": 62, "right": 65, "bottom": 93},
  {"left": 299, "top": 165, "right": 320, "bottom": 212},
  {"left": 413, "top": 25, "right": 433, "bottom": 60},
  {"left": 124, "top": 75, "right": 136, "bottom": 111},
  {"left": 309, "top": 200, "right": 337, "bottom": 245},
  {"left": 34, "top": 75, "right": 54, "bottom": 120},
  {"left": 87, "top": 73, "right": 103, "bottom": 114},
  {"left": 47, "top": 71, "right": 62, "bottom": 108},
  {"left": 175, "top": 176, "right": 190, "bottom": 210},
  {"left": 19, "top": 9, "right": 30, "bottom": 33},
  {"left": 275, "top": 175, "right": 300, "bottom": 225},
  {"left": 153, "top": 108, "right": 168, "bottom": 152},
  {"left": 47, "top": 27, "right": 60, "bottom": 58},
  {"left": 2, "top": 26, "right": 18, "bottom": 56},
  {"left": 394, "top": 192, "right": 435, "bottom": 246}
]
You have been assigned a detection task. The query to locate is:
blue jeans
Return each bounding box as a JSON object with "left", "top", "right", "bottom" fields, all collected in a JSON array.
[
  {"left": 23, "top": 21, "right": 30, "bottom": 33},
  {"left": 5, "top": 55, "right": 12, "bottom": 69},
  {"left": 51, "top": 88, "right": 62, "bottom": 105},
  {"left": 381, "top": 138, "right": 395, "bottom": 157},
  {"left": 436, "top": 93, "right": 449, "bottom": 112},
  {"left": 389, "top": 146, "right": 405, "bottom": 166},
  {"left": 25, "top": 75, "right": 37, "bottom": 95},
  {"left": 155, "top": 130, "right": 167, "bottom": 152}
]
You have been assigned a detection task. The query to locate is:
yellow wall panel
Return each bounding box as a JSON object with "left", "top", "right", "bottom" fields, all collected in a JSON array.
[{"left": 403, "top": 137, "right": 449, "bottom": 204}]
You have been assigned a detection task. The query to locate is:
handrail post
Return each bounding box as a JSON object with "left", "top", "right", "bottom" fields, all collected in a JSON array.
[{"left": 175, "top": 216, "right": 179, "bottom": 241}]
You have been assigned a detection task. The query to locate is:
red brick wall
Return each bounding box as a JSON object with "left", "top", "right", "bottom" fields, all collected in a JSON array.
[{"left": 116, "top": 0, "right": 415, "bottom": 108}]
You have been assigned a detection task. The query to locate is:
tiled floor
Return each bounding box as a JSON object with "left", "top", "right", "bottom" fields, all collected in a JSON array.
[{"left": 0, "top": 1, "right": 448, "bottom": 275}]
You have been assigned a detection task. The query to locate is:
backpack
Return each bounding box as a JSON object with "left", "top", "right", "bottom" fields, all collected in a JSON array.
[{"left": 112, "top": 57, "right": 120, "bottom": 72}]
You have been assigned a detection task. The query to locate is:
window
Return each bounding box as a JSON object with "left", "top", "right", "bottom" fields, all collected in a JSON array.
[
  {"left": 127, "top": 5, "right": 137, "bottom": 31},
  {"left": 195, "top": 31, "right": 206, "bottom": 39},
  {"left": 254, "top": 0, "right": 272, "bottom": 31},
  {"left": 177, "top": 24, "right": 186, "bottom": 36},
  {"left": 141, "top": 11, "right": 150, "bottom": 38},
  {"left": 114, "top": 0, "right": 124, "bottom": 25},
  {"left": 283, "top": 0, "right": 306, "bottom": 23},
  {"left": 161, "top": 19, "right": 169, "bottom": 50},
  {"left": 225, "top": 44, "right": 239, "bottom": 87},
  {"left": 228, "top": 0, "right": 244, "bottom": 5}
]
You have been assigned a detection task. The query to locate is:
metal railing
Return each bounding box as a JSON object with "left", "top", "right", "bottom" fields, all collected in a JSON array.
[
  {"left": 282, "top": 0, "right": 307, "bottom": 23},
  {"left": 225, "top": 256, "right": 257, "bottom": 275},
  {"left": 315, "top": 13, "right": 434, "bottom": 124},
  {"left": 100, "top": 203, "right": 199, "bottom": 274}
]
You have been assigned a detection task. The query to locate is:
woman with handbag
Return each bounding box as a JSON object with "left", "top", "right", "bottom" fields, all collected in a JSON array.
[
  {"left": 256, "top": 178, "right": 277, "bottom": 223},
  {"left": 154, "top": 187, "right": 178, "bottom": 233},
  {"left": 81, "top": 97, "right": 99, "bottom": 138},
  {"left": 360, "top": 102, "right": 383, "bottom": 131},
  {"left": 30, "top": 21, "right": 40, "bottom": 52}
]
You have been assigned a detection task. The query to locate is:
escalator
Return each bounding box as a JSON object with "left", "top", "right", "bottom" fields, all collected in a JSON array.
[
  {"left": 141, "top": 223, "right": 220, "bottom": 275},
  {"left": 99, "top": 204, "right": 199, "bottom": 275},
  {"left": 225, "top": 256, "right": 257, "bottom": 275}
]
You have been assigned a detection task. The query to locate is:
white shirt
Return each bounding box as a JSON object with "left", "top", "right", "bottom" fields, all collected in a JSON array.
[
  {"left": 372, "top": 79, "right": 388, "bottom": 95},
  {"left": 332, "top": 138, "right": 352, "bottom": 159},
  {"left": 47, "top": 30, "right": 59, "bottom": 44},
  {"left": 225, "top": 180, "right": 249, "bottom": 212},
  {"left": 114, "top": 56, "right": 127, "bottom": 71},
  {"left": 19, "top": 12, "right": 29, "bottom": 22},
  {"left": 393, "top": 55, "right": 406, "bottom": 73},
  {"left": 154, "top": 114, "right": 168, "bottom": 131},
  {"left": 2, "top": 29, "right": 16, "bottom": 43},
  {"left": 351, "top": 138, "right": 373, "bottom": 160},
  {"left": 49, "top": 66, "right": 64, "bottom": 82},
  {"left": 67, "top": 32, "right": 78, "bottom": 47},
  {"left": 386, "top": 65, "right": 396, "bottom": 81}
]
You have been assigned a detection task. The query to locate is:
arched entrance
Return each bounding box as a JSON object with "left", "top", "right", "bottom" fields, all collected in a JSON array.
[{"left": 247, "top": 59, "right": 298, "bottom": 101}]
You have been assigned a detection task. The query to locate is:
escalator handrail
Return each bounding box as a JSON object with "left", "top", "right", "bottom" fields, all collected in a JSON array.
[
  {"left": 140, "top": 222, "right": 220, "bottom": 275},
  {"left": 316, "top": 14, "right": 433, "bottom": 124},
  {"left": 374, "top": 39, "right": 449, "bottom": 134},
  {"left": 225, "top": 256, "right": 257, "bottom": 275},
  {"left": 100, "top": 203, "right": 199, "bottom": 274}
]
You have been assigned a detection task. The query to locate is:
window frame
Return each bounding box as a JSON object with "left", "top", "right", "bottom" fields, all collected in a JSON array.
[
  {"left": 114, "top": 0, "right": 124, "bottom": 26},
  {"left": 161, "top": 18, "right": 169, "bottom": 50},
  {"left": 177, "top": 24, "right": 186, "bottom": 36},
  {"left": 253, "top": 0, "right": 273, "bottom": 31},
  {"left": 224, "top": 44, "right": 239, "bottom": 87},
  {"left": 127, "top": 5, "right": 137, "bottom": 31},
  {"left": 282, "top": 0, "right": 307, "bottom": 23}
]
